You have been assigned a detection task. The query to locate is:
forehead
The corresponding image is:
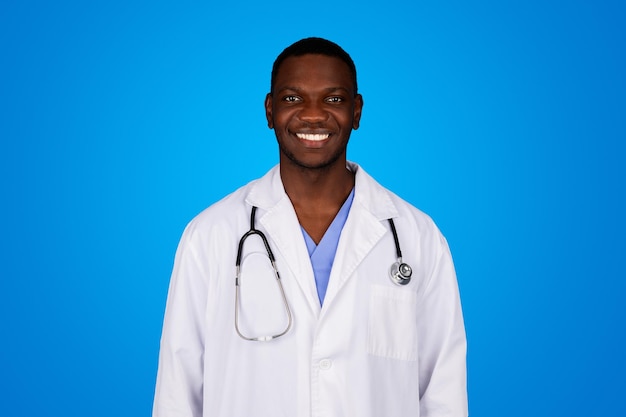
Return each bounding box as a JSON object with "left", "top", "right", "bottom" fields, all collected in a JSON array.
[{"left": 273, "top": 54, "right": 354, "bottom": 92}]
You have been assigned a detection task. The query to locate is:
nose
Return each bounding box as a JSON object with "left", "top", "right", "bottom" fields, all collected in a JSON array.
[{"left": 298, "top": 100, "right": 328, "bottom": 124}]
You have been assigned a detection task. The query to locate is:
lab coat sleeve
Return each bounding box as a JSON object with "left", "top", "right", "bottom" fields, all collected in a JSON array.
[
  {"left": 418, "top": 233, "right": 468, "bottom": 417},
  {"left": 153, "top": 224, "right": 207, "bottom": 417}
]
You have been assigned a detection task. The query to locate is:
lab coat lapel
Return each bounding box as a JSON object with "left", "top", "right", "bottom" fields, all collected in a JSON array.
[
  {"left": 321, "top": 205, "right": 386, "bottom": 309},
  {"left": 246, "top": 166, "right": 321, "bottom": 315},
  {"left": 322, "top": 164, "right": 398, "bottom": 311}
]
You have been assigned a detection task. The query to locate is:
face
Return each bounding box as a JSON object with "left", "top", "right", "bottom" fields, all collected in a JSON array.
[{"left": 265, "top": 54, "right": 363, "bottom": 170}]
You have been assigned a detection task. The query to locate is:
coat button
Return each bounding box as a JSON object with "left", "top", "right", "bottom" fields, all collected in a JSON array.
[{"left": 319, "top": 359, "right": 332, "bottom": 370}]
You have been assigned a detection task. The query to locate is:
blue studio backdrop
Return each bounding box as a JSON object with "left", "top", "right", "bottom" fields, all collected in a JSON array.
[{"left": 1, "top": 0, "right": 624, "bottom": 416}]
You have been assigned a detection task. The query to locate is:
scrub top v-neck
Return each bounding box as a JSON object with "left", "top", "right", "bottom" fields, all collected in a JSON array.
[{"left": 300, "top": 189, "right": 355, "bottom": 305}]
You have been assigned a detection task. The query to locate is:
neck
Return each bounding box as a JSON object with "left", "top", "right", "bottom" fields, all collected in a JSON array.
[
  {"left": 280, "top": 157, "right": 354, "bottom": 207},
  {"left": 279, "top": 157, "right": 355, "bottom": 244}
]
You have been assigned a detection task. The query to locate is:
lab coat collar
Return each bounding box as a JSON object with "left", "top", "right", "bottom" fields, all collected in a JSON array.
[
  {"left": 245, "top": 162, "right": 399, "bottom": 221},
  {"left": 348, "top": 161, "right": 399, "bottom": 221}
]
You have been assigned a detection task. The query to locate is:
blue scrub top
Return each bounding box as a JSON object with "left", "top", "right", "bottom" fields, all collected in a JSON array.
[{"left": 301, "top": 189, "right": 355, "bottom": 305}]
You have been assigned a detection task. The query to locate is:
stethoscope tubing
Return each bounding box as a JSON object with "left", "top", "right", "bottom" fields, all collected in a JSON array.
[
  {"left": 235, "top": 206, "right": 293, "bottom": 341},
  {"left": 234, "top": 206, "right": 412, "bottom": 341}
]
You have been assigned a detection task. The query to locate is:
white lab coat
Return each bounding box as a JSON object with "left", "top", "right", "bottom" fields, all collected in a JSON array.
[{"left": 153, "top": 162, "right": 467, "bottom": 417}]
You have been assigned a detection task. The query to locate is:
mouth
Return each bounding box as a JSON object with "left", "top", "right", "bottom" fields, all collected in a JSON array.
[{"left": 295, "top": 132, "right": 330, "bottom": 141}]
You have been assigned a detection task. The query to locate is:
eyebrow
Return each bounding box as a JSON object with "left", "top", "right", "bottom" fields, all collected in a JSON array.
[{"left": 276, "top": 86, "right": 352, "bottom": 95}]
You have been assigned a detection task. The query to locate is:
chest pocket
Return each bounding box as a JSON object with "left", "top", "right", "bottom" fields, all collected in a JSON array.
[{"left": 367, "top": 284, "right": 418, "bottom": 361}]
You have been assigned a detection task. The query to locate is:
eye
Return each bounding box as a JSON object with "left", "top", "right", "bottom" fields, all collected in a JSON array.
[
  {"left": 325, "top": 96, "right": 344, "bottom": 103},
  {"left": 282, "top": 95, "right": 301, "bottom": 103}
]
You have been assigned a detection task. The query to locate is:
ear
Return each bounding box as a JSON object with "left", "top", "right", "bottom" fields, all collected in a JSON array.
[
  {"left": 352, "top": 94, "right": 363, "bottom": 130},
  {"left": 265, "top": 93, "right": 274, "bottom": 129}
]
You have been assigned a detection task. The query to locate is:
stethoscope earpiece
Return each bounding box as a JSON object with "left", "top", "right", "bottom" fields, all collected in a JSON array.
[{"left": 390, "top": 261, "right": 412, "bottom": 285}]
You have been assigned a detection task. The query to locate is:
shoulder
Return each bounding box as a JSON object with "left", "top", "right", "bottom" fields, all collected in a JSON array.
[
  {"left": 389, "top": 191, "right": 440, "bottom": 234},
  {"left": 389, "top": 190, "right": 450, "bottom": 257},
  {"left": 179, "top": 173, "right": 266, "bottom": 243},
  {"left": 352, "top": 162, "right": 441, "bottom": 230},
  {"left": 188, "top": 164, "right": 280, "bottom": 225},
  {"left": 351, "top": 162, "right": 447, "bottom": 246},
  {"left": 190, "top": 183, "right": 251, "bottom": 228}
]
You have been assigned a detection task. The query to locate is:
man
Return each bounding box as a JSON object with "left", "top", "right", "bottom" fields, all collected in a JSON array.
[{"left": 153, "top": 37, "right": 467, "bottom": 417}]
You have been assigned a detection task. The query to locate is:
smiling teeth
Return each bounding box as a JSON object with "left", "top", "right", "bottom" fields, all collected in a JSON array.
[{"left": 296, "top": 133, "right": 329, "bottom": 141}]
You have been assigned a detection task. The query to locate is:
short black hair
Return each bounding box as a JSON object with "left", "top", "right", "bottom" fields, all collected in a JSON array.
[{"left": 270, "top": 37, "right": 358, "bottom": 96}]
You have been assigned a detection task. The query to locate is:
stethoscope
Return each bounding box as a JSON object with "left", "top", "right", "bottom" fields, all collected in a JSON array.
[{"left": 234, "top": 206, "right": 412, "bottom": 342}]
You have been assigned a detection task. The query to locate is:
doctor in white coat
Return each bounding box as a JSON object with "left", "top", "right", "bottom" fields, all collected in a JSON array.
[{"left": 153, "top": 37, "right": 467, "bottom": 417}]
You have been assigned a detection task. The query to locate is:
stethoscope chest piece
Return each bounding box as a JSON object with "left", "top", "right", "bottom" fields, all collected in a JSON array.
[
  {"left": 390, "top": 261, "right": 412, "bottom": 285},
  {"left": 387, "top": 218, "right": 412, "bottom": 286}
]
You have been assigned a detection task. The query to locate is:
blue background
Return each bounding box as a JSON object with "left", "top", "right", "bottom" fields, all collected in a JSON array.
[{"left": 1, "top": 0, "right": 624, "bottom": 415}]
